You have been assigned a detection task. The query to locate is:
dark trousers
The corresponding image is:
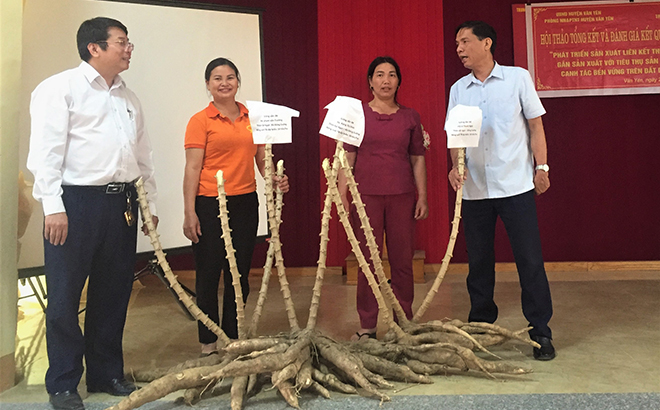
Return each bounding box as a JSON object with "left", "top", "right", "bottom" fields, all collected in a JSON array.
[
  {"left": 192, "top": 192, "right": 258, "bottom": 342},
  {"left": 463, "top": 190, "right": 553, "bottom": 339},
  {"left": 351, "top": 192, "right": 416, "bottom": 329},
  {"left": 44, "top": 186, "right": 137, "bottom": 393}
]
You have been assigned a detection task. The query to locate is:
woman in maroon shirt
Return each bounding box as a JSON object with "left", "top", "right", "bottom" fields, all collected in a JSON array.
[{"left": 341, "top": 56, "right": 428, "bottom": 340}]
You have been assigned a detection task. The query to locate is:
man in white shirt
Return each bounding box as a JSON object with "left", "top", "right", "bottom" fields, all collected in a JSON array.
[
  {"left": 447, "top": 20, "right": 555, "bottom": 361},
  {"left": 27, "top": 17, "right": 158, "bottom": 410}
]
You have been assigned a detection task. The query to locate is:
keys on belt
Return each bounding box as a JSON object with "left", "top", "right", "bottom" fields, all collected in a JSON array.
[{"left": 101, "top": 182, "right": 136, "bottom": 226}]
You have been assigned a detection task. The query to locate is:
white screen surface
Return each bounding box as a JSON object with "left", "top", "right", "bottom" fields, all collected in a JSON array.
[{"left": 19, "top": 0, "right": 266, "bottom": 269}]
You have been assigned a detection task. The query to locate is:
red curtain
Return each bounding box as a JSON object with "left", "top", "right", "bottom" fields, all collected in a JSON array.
[{"left": 318, "top": 0, "right": 449, "bottom": 266}]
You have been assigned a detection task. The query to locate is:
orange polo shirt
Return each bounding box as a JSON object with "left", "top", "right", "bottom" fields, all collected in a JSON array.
[{"left": 185, "top": 102, "right": 257, "bottom": 197}]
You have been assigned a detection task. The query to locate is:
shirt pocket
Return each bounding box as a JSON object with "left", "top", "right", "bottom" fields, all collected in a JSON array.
[{"left": 490, "top": 93, "right": 521, "bottom": 124}]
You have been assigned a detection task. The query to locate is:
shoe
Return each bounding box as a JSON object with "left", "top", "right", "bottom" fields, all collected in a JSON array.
[
  {"left": 87, "top": 378, "right": 138, "bottom": 396},
  {"left": 531, "top": 335, "right": 556, "bottom": 361},
  {"left": 49, "top": 390, "right": 85, "bottom": 410}
]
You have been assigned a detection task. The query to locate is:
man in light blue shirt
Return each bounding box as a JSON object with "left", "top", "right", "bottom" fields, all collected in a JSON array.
[{"left": 447, "top": 21, "right": 555, "bottom": 360}]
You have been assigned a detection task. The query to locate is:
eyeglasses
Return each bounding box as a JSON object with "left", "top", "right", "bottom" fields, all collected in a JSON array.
[{"left": 96, "top": 40, "right": 134, "bottom": 52}]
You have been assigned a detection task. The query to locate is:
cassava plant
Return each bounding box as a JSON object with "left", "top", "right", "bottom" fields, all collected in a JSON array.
[{"left": 107, "top": 144, "right": 541, "bottom": 410}]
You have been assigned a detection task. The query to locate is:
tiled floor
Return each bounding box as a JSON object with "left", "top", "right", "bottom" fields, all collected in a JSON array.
[{"left": 2, "top": 266, "right": 659, "bottom": 406}]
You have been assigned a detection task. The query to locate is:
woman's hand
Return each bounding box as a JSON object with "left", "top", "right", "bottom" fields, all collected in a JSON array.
[
  {"left": 273, "top": 174, "right": 290, "bottom": 193},
  {"left": 414, "top": 197, "right": 429, "bottom": 220},
  {"left": 183, "top": 212, "right": 202, "bottom": 243},
  {"left": 448, "top": 167, "right": 468, "bottom": 191}
]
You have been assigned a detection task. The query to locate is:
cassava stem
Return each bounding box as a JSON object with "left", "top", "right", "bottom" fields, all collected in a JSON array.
[
  {"left": 337, "top": 147, "right": 411, "bottom": 327},
  {"left": 322, "top": 158, "right": 408, "bottom": 341},
  {"left": 134, "top": 178, "right": 230, "bottom": 346},
  {"left": 215, "top": 170, "right": 247, "bottom": 340},
  {"left": 413, "top": 147, "right": 465, "bottom": 322},
  {"left": 306, "top": 143, "right": 342, "bottom": 330},
  {"left": 263, "top": 144, "right": 300, "bottom": 332},
  {"left": 249, "top": 160, "right": 285, "bottom": 337}
]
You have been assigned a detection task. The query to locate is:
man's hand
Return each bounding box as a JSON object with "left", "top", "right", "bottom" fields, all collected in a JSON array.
[
  {"left": 448, "top": 167, "right": 468, "bottom": 191},
  {"left": 44, "top": 212, "right": 68, "bottom": 245},
  {"left": 142, "top": 215, "right": 159, "bottom": 236},
  {"left": 534, "top": 170, "right": 550, "bottom": 195}
]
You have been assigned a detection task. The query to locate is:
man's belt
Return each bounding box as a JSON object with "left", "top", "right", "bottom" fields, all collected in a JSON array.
[{"left": 80, "top": 181, "right": 135, "bottom": 194}]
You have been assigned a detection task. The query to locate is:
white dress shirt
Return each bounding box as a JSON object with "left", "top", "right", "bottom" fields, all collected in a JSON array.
[
  {"left": 447, "top": 63, "right": 546, "bottom": 200},
  {"left": 27, "top": 61, "right": 157, "bottom": 216}
]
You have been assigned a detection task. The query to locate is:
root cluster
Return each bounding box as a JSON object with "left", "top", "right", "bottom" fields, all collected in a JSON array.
[{"left": 112, "top": 321, "right": 534, "bottom": 410}]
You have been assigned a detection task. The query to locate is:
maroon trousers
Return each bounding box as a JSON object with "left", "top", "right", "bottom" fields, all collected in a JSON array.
[{"left": 350, "top": 192, "right": 417, "bottom": 329}]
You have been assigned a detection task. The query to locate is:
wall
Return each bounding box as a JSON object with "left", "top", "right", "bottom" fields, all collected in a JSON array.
[
  {"left": 443, "top": 0, "right": 660, "bottom": 263},
  {"left": 318, "top": 0, "right": 449, "bottom": 266},
  {"left": 0, "top": 0, "right": 21, "bottom": 393}
]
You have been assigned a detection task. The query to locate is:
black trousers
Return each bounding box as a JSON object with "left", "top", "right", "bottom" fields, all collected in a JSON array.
[
  {"left": 44, "top": 185, "right": 137, "bottom": 393},
  {"left": 192, "top": 192, "right": 258, "bottom": 342},
  {"left": 463, "top": 189, "right": 553, "bottom": 339}
]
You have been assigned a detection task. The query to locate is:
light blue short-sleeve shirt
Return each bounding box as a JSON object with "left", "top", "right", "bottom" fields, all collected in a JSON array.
[{"left": 447, "top": 63, "right": 545, "bottom": 200}]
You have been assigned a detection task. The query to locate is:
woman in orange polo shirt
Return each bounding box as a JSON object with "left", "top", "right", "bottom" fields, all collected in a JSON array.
[{"left": 183, "top": 57, "right": 289, "bottom": 355}]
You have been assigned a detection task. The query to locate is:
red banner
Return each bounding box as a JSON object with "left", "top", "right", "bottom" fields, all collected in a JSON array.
[{"left": 521, "top": 1, "right": 660, "bottom": 97}]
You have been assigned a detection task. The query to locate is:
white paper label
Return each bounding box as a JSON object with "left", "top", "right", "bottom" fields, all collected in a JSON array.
[
  {"left": 247, "top": 100, "right": 299, "bottom": 144},
  {"left": 445, "top": 104, "right": 482, "bottom": 148},
  {"left": 319, "top": 96, "right": 365, "bottom": 147}
]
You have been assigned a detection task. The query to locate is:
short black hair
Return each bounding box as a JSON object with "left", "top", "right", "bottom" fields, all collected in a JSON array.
[
  {"left": 455, "top": 20, "right": 497, "bottom": 56},
  {"left": 204, "top": 57, "right": 241, "bottom": 84},
  {"left": 77, "top": 17, "right": 128, "bottom": 62},
  {"left": 367, "top": 56, "right": 402, "bottom": 103}
]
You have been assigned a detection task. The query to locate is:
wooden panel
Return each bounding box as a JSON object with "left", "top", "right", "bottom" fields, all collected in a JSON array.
[
  {"left": 345, "top": 250, "right": 426, "bottom": 285},
  {"left": 441, "top": 261, "right": 660, "bottom": 273}
]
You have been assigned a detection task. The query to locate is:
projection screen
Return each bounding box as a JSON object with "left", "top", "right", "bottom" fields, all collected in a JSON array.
[{"left": 18, "top": 0, "right": 266, "bottom": 270}]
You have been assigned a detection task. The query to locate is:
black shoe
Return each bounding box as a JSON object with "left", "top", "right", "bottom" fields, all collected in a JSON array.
[
  {"left": 531, "top": 335, "right": 556, "bottom": 361},
  {"left": 87, "top": 378, "right": 137, "bottom": 396},
  {"left": 49, "top": 390, "right": 85, "bottom": 410}
]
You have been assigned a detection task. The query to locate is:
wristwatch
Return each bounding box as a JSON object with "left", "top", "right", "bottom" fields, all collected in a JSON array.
[{"left": 535, "top": 164, "right": 550, "bottom": 172}]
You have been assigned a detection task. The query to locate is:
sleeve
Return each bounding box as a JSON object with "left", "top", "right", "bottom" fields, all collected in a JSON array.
[
  {"left": 131, "top": 93, "right": 158, "bottom": 216},
  {"left": 26, "top": 78, "right": 69, "bottom": 216},
  {"left": 520, "top": 69, "right": 546, "bottom": 120},
  {"left": 184, "top": 113, "right": 208, "bottom": 150},
  {"left": 408, "top": 109, "right": 425, "bottom": 156}
]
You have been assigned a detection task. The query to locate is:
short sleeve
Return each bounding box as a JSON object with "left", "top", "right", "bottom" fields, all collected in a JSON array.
[
  {"left": 519, "top": 69, "right": 546, "bottom": 120},
  {"left": 408, "top": 109, "right": 425, "bottom": 156},
  {"left": 184, "top": 113, "right": 207, "bottom": 149}
]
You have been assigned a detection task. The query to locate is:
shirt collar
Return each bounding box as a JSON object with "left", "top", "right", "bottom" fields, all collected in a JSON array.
[
  {"left": 466, "top": 62, "right": 503, "bottom": 88},
  {"left": 78, "top": 61, "right": 125, "bottom": 90},
  {"left": 205, "top": 101, "right": 249, "bottom": 119}
]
